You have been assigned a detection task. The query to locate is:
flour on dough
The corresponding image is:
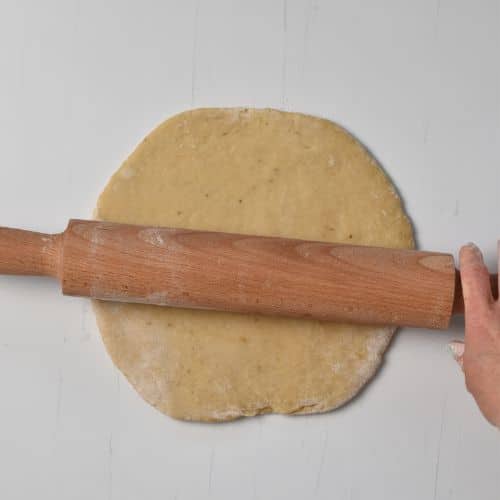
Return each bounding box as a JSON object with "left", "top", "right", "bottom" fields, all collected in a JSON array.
[{"left": 93, "top": 108, "right": 414, "bottom": 421}]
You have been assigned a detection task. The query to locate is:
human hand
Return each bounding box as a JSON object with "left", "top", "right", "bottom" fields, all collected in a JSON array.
[{"left": 449, "top": 243, "right": 500, "bottom": 427}]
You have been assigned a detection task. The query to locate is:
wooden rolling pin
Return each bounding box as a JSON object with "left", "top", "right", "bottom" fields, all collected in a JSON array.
[{"left": 0, "top": 220, "right": 497, "bottom": 329}]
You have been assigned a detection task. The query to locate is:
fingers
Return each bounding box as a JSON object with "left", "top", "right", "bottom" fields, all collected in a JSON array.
[
  {"left": 449, "top": 340, "right": 464, "bottom": 370},
  {"left": 459, "top": 243, "right": 494, "bottom": 313},
  {"left": 456, "top": 244, "right": 500, "bottom": 429}
]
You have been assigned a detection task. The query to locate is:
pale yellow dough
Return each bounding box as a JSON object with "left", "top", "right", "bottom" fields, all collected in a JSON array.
[{"left": 93, "top": 108, "right": 414, "bottom": 421}]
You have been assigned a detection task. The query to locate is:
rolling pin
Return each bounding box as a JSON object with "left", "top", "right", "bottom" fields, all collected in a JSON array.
[{"left": 0, "top": 220, "right": 497, "bottom": 329}]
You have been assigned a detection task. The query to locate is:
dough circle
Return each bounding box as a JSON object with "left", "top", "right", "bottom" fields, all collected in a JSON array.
[{"left": 93, "top": 108, "right": 414, "bottom": 421}]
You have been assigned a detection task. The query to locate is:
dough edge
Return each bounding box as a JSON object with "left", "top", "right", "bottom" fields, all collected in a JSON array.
[{"left": 92, "top": 107, "right": 414, "bottom": 422}]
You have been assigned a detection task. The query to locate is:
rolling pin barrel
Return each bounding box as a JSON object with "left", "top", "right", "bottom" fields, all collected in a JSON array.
[{"left": 59, "top": 220, "right": 458, "bottom": 329}]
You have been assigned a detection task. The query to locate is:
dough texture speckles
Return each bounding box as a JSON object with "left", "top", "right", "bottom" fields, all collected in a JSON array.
[{"left": 93, "top": 108, "right": 414, "bottom": 421}]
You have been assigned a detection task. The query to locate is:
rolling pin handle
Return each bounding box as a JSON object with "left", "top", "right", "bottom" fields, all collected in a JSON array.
[{"left": 0, "top": 226, "right": 62, "bottom": 278}]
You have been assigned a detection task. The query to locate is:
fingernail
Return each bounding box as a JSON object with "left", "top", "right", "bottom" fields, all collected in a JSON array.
[
  {"left": 465, "top": 242, "right": 484, "bottom": 263},
  {"left": 448, "top": 340, "right": 465, "bottom": 359},
  {"left": 448, "top": 341, "right": 465, "bottom": 370}
]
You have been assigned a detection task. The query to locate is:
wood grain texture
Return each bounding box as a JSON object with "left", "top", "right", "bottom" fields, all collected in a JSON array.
[
  {"left": 0, "top": 227, "right": 61, "bottom": 277},
  {"left": 61, "top": 220, "right": 457, "bottom": 329},
  {"left": 2, "top": 220, "right": 497, "bottom": 329}
]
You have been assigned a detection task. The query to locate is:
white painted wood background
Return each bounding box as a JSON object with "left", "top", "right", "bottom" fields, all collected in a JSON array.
[{"left": 0, "top": 1, "right": 499, "bottom": 499}]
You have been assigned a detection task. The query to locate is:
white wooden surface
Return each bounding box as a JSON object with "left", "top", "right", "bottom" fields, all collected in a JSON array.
[{"left": 0, "top": 1, "right": 499, "bottom": 499}]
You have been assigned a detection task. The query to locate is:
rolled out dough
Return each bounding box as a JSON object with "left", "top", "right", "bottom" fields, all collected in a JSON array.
[{"left": 93, "top": 108, "right": 414, "bottom": 421}]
